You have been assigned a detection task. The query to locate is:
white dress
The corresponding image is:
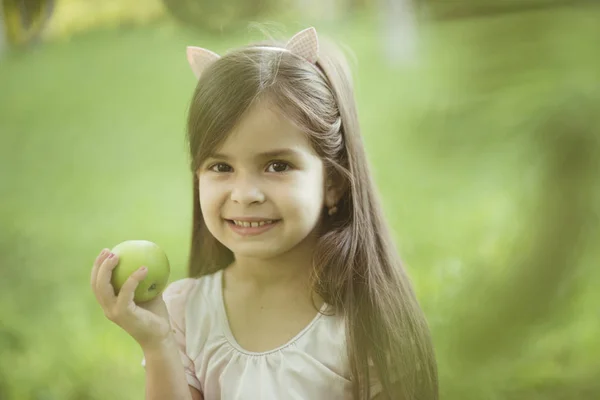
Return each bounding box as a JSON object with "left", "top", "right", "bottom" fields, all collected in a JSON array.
[{"left": 142, "top": 269, "right": 382, "bottom": 399}]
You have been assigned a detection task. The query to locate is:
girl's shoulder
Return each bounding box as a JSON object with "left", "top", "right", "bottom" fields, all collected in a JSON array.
[{"left": 162, "top": 269, "right": 222, "bottom": 315}]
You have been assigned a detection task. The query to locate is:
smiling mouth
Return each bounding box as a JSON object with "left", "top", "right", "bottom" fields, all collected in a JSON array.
[{"left": 225, "top": 219, "right": 280, "bottom": 228}]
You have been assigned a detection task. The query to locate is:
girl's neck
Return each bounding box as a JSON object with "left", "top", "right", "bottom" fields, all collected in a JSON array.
[{"left": 229, "top": 256, "right": 310, "bottom": 289}]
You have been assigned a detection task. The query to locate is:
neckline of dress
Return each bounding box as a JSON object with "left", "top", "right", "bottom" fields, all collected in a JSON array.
[{"left": 216, "top": 268, "right": 329, "bottom": 357}]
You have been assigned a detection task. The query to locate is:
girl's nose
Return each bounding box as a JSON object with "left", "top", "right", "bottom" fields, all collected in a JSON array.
[{"left": 230, "top": 177, "right": 265, "bottom": 205}]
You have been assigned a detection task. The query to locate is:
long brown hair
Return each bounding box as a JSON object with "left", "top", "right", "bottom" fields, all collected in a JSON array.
[{"left": 185, "top": 35, "right": 438, "bottom": 400}]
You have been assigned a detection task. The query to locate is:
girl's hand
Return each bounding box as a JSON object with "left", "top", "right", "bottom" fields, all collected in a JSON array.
[{"left": 90, "top": 248, "right": 173, "bottom": 351}]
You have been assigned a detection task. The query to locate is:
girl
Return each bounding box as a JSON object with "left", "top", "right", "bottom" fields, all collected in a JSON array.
[{"left": 90, "top": 27, "right": 438, "bottom": 400}]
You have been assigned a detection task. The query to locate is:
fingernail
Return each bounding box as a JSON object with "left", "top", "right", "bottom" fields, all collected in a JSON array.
[
  {"left": 140, "top": 266, "right": 147, "bottom": 272},
  {"left": 109, "top": 253, "right": 115, "bottom": 259}
]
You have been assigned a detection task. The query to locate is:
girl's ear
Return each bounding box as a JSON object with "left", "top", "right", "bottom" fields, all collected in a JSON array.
[{"left": 324, "top": 176, "right": 345, "bottom": 208}]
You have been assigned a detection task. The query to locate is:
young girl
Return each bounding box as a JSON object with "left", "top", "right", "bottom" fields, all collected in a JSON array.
[{"left": 90, "top": 27, "right": 438, "bottom": 400}]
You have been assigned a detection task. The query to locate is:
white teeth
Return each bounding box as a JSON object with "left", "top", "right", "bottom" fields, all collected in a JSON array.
[{"left": 232, "top": 220, "right": 274, "bottom": 227}]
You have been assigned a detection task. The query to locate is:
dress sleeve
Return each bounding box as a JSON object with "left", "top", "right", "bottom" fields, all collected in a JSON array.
[{"left": 141, "top": 278, "right": 202, "bottom": 392}]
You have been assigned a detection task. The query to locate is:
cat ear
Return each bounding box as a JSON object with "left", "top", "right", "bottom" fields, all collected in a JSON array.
[
  {"left": 285, "top": 27, "right": 319, "bottom": 64},
  {"left": 186, "top": 47, "right": 221, "bottom": 79}
]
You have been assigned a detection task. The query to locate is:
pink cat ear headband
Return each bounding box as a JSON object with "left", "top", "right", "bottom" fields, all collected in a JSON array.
[{"left": 186, "top": 27, "right": 320, "bottom": 79}]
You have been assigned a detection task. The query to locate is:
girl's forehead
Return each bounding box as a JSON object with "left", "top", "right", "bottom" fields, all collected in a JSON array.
[{"left": 216, "top": 100, "right": 317, "bottom": 157}]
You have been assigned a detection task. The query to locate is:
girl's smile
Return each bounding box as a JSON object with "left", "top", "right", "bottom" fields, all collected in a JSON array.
[{"left": 224, "top": 218, "right": 281, "bottom": 237}]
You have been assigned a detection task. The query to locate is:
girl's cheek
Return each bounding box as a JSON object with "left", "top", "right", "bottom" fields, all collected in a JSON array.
[{"left": 201, "top": 181, "right": 230, "bottom": 206}]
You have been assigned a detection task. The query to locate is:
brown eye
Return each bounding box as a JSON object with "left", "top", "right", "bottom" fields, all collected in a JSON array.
[
  {"left": 267, "top": 161, "right": 290, "bottom": 173},
  {"left": 210, "top": 163, "right": 232, "bottom": 173}
]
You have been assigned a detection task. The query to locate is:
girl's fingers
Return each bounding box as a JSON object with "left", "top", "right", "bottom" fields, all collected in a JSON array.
[
  {"left": 94, "top": 252, "right": 119, "bottom": 308},
  {"left": 90, "top": 248, "right": 110, "bottom": 287},
  {"left": 115, "top": 266, "right": 148, "bottom": 313}
]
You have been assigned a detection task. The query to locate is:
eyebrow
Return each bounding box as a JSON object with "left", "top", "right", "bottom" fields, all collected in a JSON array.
[{"left": 207, "top": 148, "right": 304, "bottom": 161}]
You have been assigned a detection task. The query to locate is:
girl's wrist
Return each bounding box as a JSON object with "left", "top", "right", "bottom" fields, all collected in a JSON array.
[{"left": 141, "top": 332, "right": 177, "bottom": 357}]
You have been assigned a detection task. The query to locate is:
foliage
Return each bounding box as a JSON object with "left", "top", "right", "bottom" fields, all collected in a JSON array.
[
  {"left": 161, "top": 0, "right": 284, "bottom": 33},
  {"left": 421, "top": 0, "right": 596, "bottom": 19},
  {"left": 41, "top": 0, "right": 164, "bottom": 42},
  {"left": 1, "top": 0, "right": 54, "bottom": 46}
]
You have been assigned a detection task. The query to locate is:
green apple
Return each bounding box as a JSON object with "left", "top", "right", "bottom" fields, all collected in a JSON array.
[{"left": 110, "top": 240, "right": 171, "bottom": 303}]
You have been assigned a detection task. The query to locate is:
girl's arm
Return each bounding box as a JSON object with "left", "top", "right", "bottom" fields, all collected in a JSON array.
[
  {"left": 189, "top": 387, "right": 204, "bottom": 400},
  {"left": 143, "top": 336, "right": 197, "bottom": 400}
]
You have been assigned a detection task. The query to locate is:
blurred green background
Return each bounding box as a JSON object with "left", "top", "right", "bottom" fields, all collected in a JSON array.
[{"left": 1, "top": 0, "right": 599, "bottom": 399}]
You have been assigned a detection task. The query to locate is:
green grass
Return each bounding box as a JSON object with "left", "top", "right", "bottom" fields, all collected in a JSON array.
[{"left": 1, "top": 8, "right": 599, "bottom": 399}]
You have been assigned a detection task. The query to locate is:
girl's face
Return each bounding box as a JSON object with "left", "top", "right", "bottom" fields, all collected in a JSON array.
[{"left": 197, "top": 99, "right": 329, "bottom": 260}]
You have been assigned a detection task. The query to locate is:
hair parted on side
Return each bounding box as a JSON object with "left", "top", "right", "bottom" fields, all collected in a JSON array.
[{"left": 185, "top": 31, "right": 438, "bottom": 400}]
